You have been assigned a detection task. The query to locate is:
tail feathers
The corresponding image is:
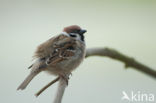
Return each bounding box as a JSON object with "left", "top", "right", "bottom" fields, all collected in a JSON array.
[{"left": 17, "top": 73, "right": 37, "bottom": 90}]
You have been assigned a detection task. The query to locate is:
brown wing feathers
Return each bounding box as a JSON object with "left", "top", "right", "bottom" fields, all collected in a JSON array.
[
  {"left": 46, "top": 38, "right": 76, "bottom": 65},
  {"left": 33, "top": 35, "right": 76, "bottom": 66}
]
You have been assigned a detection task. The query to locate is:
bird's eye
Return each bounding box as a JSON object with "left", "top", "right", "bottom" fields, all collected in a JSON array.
[{"left": 69, "top": 34, "right": 77, "bottom": 37}]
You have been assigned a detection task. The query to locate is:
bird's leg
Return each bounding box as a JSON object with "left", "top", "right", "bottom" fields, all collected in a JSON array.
[
  {"left": 59, "top": 73, "right": 70, "bottom": 85},
  {"left": 69, "top": 72, "right": 72, "bottom": 76}
]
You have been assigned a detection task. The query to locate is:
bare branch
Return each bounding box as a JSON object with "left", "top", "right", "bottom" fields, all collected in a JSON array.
[
  {"left": 35, "top": 47, "right": 156, "bottom": 103},
  {"left": 35, "top": 76, "right": 60, "bottom": 97},
  {"left": 86, "top": 47, "right": 156, "bottom": 79},
  {"left": 53, "top": 77, "right": 67, "bottom": 103},
  {"left": 35, "top": 77, "right": 68, "bottom": 103}
]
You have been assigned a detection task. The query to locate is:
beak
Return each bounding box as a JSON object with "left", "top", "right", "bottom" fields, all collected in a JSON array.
[{"left": 79, "top": 29, "right": 87, "bottom": 35}]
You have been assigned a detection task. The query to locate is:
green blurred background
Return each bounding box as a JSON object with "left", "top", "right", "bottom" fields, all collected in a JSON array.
[{"left": 0, "top": 0, "right": 156, "bottom": 103}]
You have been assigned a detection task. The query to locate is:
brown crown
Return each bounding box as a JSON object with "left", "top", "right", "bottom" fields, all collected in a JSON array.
[{"left": 63, "top": 25, "right": 81, "bottom": 33}]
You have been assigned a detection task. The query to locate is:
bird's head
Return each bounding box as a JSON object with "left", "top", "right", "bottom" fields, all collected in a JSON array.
[{"left": 63, "top": 25, "right": 87, "bottom": 42}]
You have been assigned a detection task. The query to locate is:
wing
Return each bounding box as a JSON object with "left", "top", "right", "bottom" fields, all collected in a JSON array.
[
  {"left": 46, "top": 35, "right": 77, "bottom": 65},
  {"left": 29, "top": 34, "right": 77, "bottom": 69}
]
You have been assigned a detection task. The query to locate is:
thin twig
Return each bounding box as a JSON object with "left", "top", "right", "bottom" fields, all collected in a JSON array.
[
  {"left": 35, "top": 76, "right": 60, "bottom": 97},
  {"left": 86, "top": 47, "right": 156, "bottom": 79}
]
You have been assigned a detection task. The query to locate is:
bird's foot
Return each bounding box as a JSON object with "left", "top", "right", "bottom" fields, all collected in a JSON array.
[{"left": 59, "top": 73, "right": 70, "bottom": 85}]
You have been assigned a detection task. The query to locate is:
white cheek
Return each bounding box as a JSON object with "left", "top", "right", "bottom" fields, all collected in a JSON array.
[
  {"left": 61, "top": 32, "right": 70, "bottom": 37},
  {"left": 75, "top": 35, "right": 81, "bottom": 41}
]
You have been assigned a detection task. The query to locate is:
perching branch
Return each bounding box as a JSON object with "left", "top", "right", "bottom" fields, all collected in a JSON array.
[
  {"left": 35, "top": 47, "right": 156, "bottom": 103},
  {"left": 35, "top": 76, "right": 60, "bottom": 97},
  {"left": 53, "top": 77, "right": 67, "bottom": 103},
  {"left": 86, "top": 47, "right": 156, "bottom": 79}
]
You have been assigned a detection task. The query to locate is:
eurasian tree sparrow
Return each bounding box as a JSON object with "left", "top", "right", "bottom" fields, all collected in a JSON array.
[{"left": 17, "top": 25, "right": 87, "bottom": 90}]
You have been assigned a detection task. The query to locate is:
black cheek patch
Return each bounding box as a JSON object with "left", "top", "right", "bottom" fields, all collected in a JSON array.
[{"left": 79, "top": 34, "right": 84, "bottom": 41}]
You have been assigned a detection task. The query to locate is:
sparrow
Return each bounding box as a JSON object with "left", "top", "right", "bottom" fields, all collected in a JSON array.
[{"left": 17, "top": 25, "right": 87, "bottom": 90}]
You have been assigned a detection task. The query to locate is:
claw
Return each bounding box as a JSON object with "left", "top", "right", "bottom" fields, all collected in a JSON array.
[
  {"left": 59, "top": 74, "right": 70, "bottom": 85},
  {"left": 69, "top": 73, "right": 72, "bottom": 76}
]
